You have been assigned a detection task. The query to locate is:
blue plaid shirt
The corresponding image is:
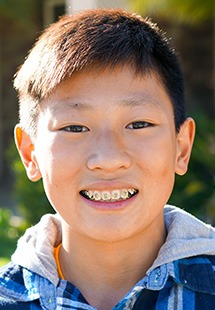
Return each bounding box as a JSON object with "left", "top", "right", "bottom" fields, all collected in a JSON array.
[{"left": 1, "top": 255, "right": 215, "bottom": 309}]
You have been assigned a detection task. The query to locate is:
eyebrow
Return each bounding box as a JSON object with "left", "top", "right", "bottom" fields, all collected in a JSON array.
[
  {"left": 117, "top": 95, "right": 161, "bottom": 108},
  {"left": 50, "top": 101, "right": 92, "bottom": 114},
  {"left": 53, "top": 94, "right": 162, "bottom": 113}
]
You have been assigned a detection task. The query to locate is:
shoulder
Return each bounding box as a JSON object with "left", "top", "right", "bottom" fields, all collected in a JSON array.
[
  {"left": 0, "top": 262, "right": 41, "bottom": 308},
  {"left": 0, "top": 262, "right": 27, "bottom": 301},
  {"left": 174, "top": 255, "right": 215, "bottom": 294},
  {"left": 0, "top": 262, "right": 26, "bottom": 288}
]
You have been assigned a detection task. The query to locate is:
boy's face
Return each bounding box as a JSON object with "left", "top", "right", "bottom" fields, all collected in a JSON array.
[{"left": 16, "top": 65, "right": 195, "bottom": 242}]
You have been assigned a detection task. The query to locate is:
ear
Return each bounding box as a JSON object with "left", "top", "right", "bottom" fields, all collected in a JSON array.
[
  {"left": 14, "top": 124, "right": 42, "bottom": 182},
  {"left": 175, "top": 117, "right": 195, "bottom": 176}
]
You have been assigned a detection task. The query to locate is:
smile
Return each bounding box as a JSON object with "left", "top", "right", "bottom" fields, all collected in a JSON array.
[{"left": 80, "top": 189, "right": 138, "bottom": 202}]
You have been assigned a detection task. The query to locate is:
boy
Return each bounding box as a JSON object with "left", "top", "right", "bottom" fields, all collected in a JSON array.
[{"left": 0, "top": 8, "right": 215, "bottom": 309}]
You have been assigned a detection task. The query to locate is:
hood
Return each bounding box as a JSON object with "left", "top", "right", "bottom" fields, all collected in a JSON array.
[
  {"left": 12, "top": 213, "right": 62, "bottom": 286},
  {"left": 148, "top": 205, "right": 215, "bottom": 273},
  {"left": 11, "top": 205, "right": 215, "bottom": 285}
]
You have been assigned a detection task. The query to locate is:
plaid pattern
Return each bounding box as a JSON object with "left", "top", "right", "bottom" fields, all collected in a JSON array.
[{"left": 1, "top": 256, "right": 215, "bottom": 309}]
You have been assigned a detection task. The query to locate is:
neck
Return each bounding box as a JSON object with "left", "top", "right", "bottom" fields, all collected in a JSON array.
[{"left": 60, "top": 217, "right": 166, "bottom": 309}]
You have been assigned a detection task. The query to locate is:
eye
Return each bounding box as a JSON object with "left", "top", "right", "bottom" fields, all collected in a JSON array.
[
  {"left": 126, "top": 121, "right": 153, "bottom": 129},
  {"left": 61, "top": 125, "right": 89, "bottom": 132}
]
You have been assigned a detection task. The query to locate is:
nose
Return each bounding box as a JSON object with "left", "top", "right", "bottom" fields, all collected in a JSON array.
[{"left": 86, "top": 131, "right": 132, "bottom": 172}]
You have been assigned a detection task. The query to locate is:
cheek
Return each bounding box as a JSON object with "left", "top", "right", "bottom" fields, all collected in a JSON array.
[
  {"left": 134, "top": 134, "right": 177, "bottom": 191},
  {"left": 36, "top": 136, "right": 82, "bottom": 175},
  {"left": 137, "top": 134, "right": 176, "bottom": 169},
  {"left": 39, "top": 141, "right": 88, "bottom": 206}
]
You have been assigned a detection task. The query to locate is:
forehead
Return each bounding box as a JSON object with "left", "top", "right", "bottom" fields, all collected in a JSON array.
[{"left": 40, "top": 65, "right": 173, "bottom": 114}]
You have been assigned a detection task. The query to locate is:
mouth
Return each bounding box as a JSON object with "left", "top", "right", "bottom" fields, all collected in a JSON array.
[{"left": 80, "top": 188, "right": 138, "bottom": 202}]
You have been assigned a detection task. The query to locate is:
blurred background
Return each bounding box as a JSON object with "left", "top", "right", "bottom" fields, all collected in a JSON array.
[{"left": 0, "top": 0, "right": 214, "bottom": 265}]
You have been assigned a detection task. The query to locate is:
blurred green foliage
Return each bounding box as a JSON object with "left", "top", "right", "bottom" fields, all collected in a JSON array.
[
  {"left": 0, "top": 0, "right": 39, "bottom": 25},
  {"left": 0, "top": 208, "right": 27, "bottom": 266},
  {"left": 129, "top": 0, "right": 214, "bottom": 24}
]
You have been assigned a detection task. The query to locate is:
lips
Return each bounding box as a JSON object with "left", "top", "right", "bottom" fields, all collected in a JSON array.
[{"left": 80, "top": 189, "right": 138, "bottom": 202}]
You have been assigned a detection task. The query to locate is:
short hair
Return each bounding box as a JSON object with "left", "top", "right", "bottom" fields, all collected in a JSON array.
[{"left": 14, "top": 8, "right": 186, "bottom": 137}]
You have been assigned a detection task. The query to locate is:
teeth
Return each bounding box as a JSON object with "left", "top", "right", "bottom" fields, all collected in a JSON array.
[
  {"left": 88, "top": 191, "right": 94, "bottom": 199},
  {"left": 111, "top": 190, "right": 121, "bottom": 200},
  {"left": 82, "top": 189, "right": 137, "bottom": 202},
  {"left": 128, "top": 189, "right": 135, "bottom": 195},
  {"left": 102, "top": 191, "right": 111, "bottom": 201},
  {"left": 94, "top": 191, "right": 101, "bottom": 201},
  {"left": 120, "top": 189, "right": 129, "bottom": 199}
]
